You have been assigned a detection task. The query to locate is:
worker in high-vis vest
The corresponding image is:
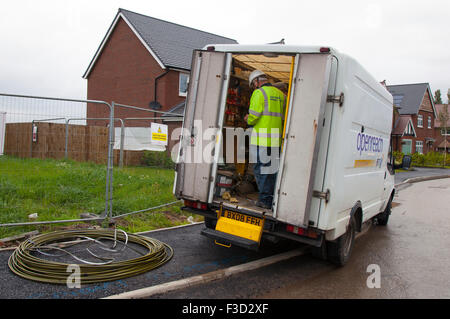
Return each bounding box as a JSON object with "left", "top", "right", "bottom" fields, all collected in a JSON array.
[{"left": 244, "top": 70, "right": 286, "bottom": 209}]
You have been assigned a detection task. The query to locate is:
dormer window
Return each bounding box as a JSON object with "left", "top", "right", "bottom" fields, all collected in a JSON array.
[{"left": 405, "top": 121, "right": 414, "bottom": 136}]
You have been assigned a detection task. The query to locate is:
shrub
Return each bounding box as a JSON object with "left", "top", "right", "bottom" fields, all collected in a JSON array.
[
  {"left": 393, "top": 151, "right": 404, "bottom": 164},
  {"left": 411, "top": 152, "right": 425, "bottom": 166},
  {"left": 141, "top": 151, "right": 174, "bottom": 169},
  {"left": 423, "top": 152, "right": 443, "bottom": 166}
]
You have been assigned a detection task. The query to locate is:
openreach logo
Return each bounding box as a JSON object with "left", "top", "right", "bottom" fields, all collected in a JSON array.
[{"left": 171, "top": 120, "right": 281, "bottom": 174}]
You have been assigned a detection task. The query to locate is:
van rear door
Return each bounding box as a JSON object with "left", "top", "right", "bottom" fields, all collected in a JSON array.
[
  {"left": 274, "top": 53, "right": 333, "bottom": 227},
  {"left": 174, "top": 50, "right": 231, "bottom": 203}
]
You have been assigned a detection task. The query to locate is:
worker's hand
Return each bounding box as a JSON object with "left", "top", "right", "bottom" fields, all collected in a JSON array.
[{"left": 244, "top": 114, "right": 249, "bottom": 122}]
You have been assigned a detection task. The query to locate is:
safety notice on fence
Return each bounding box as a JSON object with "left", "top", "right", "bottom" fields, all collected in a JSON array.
[{"left": 151, "top": 123, "right": 168, "bottom": 146}]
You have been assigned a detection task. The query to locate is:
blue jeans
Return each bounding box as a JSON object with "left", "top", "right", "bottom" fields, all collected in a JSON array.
[{"left": 250, "top": 145, "right": 280, "bottom": 207}]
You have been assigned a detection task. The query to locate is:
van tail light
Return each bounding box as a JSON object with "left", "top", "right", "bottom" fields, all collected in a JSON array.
[
  {"left": 320, "top": 47, "right": 330, "bottom": 53},
  {"left": 286, "top": 225, "right": 319, "bottom": 239},
  {"left": 184, "top": 200, "right": 208, "bottom": 210}
]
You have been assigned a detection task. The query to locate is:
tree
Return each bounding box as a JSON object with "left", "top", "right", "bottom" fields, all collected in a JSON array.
[{"left": 434, "top": 89, "right": 442, "bottom": 104}]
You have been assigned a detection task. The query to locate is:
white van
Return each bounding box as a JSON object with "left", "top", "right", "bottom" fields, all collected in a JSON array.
[{"left": 174, "top": 44, "right": 397, "bottom": 265}]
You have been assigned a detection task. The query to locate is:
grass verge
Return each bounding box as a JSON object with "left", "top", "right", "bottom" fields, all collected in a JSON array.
[{"left": 0, "top": 156, "right": 202, "bottom": 239}]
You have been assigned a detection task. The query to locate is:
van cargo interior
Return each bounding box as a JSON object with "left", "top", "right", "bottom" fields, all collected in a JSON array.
[{"left": 213, "top": 53, "right": 295, "bottom": 215}]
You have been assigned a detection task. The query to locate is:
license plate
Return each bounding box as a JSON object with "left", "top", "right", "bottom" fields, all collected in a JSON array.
[
  {"left": 220, "top": 210, "right": 263, "bottom": 227},
  {"left": 216, "top": 210, "right": 265, "bottom": 243}
]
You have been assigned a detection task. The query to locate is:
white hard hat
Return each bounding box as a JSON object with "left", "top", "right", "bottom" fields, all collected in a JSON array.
[{"left": 248, "top": 70, "right": 266, "bottom": 87}]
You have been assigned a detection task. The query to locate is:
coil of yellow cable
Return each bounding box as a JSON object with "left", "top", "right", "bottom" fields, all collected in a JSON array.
[{"left": 8, "top": 229, "right": 173, "bottom": 285}]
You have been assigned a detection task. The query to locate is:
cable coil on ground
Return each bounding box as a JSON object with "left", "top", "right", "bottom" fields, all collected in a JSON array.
[{"left": 8, "top": 229, "right": 173, "bottom": 285}]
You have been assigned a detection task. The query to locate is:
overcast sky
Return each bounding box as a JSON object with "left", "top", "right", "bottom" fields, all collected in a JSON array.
[{"left": 0, "top": 0, "right": 449, "bottom": 103}]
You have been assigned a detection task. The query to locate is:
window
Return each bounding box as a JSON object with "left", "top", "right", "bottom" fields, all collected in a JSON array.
[
  {"left": 428, "top": 116, "right": 432, "bottom": 129},
  {"left": 442, "top": 129, "right": 450, "bottom": 136},
  {"left": 179, "top": 73, "right": 189, "bottom": 97},
  {"left": 417, "top": 115, "right": 423, "bottom": 128},
  {"left": 416, "top": 141, "right": 423, "bottom": 154},
  {"left": 405, "top": 121, "right": 414, "bottom": 136}
]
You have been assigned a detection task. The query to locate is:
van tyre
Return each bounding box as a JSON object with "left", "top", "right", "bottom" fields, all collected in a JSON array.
[
  {"left": 376, "top": 198, "right": 391, "bottom": 226},
  {"left": 327, "top": 214, "right": 356, "bottom": 266}
]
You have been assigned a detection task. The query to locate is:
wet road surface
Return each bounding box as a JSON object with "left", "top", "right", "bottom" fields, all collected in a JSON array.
[
  {"left": 257, "top": 177, "right": 450, "bottom": 298},
  {"left": 152, "top": 178, "right": 450, "bottom": 299}
]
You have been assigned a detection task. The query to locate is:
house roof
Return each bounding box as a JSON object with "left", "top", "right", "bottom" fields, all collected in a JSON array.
[
  {"left": 83, "top": 8, "right": 237, "bottom": 78},
  {"left": 392, "top": 115, "right": 416, "bottom": 136},
  {"left": 437, "top": 138, "right": 450, "bottom": 149},
  {"left": 161, "top": 101, "right": 185, "bottom": 117},
  {"left": 386, "top": 83, "right": 436, "bottom": 117},
  {"left": 435, "top": 104, "right": 450, "bottom": 127}
]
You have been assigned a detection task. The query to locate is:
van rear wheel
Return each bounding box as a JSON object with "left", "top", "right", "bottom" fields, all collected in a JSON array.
[{"left": 327, "top": 214, "right": 356, "bottom": 266}]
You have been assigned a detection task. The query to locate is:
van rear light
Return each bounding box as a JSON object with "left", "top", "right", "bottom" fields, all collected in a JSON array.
[
  {"left": 184, "top": 200, "right": 208, "bottom": 210},
  {"left": 320, "top": 47, "right": 330, "bottom": 53},
  {"left": 206, "top": 46, "right": 215, "bottom": 51},
  {"left": 286, "top": 225, "right": 319, "bottom": 239}
]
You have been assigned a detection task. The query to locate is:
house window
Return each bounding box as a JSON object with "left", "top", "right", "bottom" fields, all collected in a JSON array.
[
  {"left": 179, "top": 73, "right": 189, "bottom": 97},
  {"left": 417, "top": 115, "right": 423, "bottom": 128},
  {"left": 428, "top": 116, "right": 432, "bottom": 129},
  {"left": 442, "top": 129, "right": 450, "bottom": 136},
  {"left": 416, "top": 141, "right": 423, "bottom": 154},
  {"left": 405, "top": 121, "right": 414, "bottom": 136}
]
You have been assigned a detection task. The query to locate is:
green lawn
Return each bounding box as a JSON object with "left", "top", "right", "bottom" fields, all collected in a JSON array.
[{"left": 0, "top": 156, "right": 200, "bottom": 239}]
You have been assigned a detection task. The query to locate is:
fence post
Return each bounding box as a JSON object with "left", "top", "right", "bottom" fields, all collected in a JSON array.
[
  {"left": 65, "top": 119, "right": 69, "bottom": 160},
  {"left": 30, "top": 121, "right": 35, "bottom": 158},
  {"left": 107, "top": 102, "right": 115, "bottom": 219},
  {"left": 119, "top": 119, "right": 125, "bottom": 168}
]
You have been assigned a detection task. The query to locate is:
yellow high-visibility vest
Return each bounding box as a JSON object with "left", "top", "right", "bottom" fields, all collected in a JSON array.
[{"left": 247, "top": 85, "right": 286, "bottom": 147}]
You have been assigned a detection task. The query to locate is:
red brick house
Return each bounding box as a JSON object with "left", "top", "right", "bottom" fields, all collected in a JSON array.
[
  {"left": 434, "top": 103, "right": 450, "bottom": 153},
  {"left": 387, "top": 83, "right": 437, "bottom": 154},
  {"left": 82, "top": 8, "right": 237, "bottom": 153}
]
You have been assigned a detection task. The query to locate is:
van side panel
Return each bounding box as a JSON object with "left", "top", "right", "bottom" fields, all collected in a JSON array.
[
  {"left": 318, "top": 56, "right": 393, "bottom": 240},
  {"left": 175, "top": 51, "right": 229, "bottom": 202}
]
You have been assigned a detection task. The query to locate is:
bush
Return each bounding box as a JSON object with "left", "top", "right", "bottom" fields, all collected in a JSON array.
[
  {"left": 409, "top": 151, "right": 449, "bottom": 167},
  {"left": 393, "top": 151, "right": 404, "bottom": 164},
  {"left": 141, "top": 151, "right": 174, "bottom": 169},
  {"left": 411, "top": 152, "right": 425, "bottom": 166}
]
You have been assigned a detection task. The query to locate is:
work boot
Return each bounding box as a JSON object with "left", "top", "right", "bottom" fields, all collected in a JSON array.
[{"left": 256, "top": 201, "right": 271, "bottom": 209}]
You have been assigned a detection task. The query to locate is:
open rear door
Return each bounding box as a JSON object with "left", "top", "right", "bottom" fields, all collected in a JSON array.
[
  {"left": 274, "top": 53, "right": 333, "bottom": 227},
  {"left": 175, "top": 50, "right": 231, "bottom": 203}
]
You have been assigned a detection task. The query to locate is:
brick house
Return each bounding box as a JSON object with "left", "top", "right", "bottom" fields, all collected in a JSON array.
[
  {"left": 387, "top": 83, "right": 437, "bottom": 154},
  {"left": 434, "top": 103, "right": 450, "bottom": 153},
  {"left": 82, "top": 8, "right": 237, "bottom": 154}
]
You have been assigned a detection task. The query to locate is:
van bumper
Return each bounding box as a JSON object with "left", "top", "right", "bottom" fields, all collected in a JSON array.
[{"left": 200, "top": 228, "right": 260, "bottom": 251}]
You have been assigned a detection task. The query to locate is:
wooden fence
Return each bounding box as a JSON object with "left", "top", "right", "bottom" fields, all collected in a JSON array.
[{"left": 4, "top": 122, "right": 144, "bottom": 166}]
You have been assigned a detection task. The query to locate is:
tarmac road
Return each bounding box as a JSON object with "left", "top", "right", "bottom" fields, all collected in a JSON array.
[
  {"left": 0, "top": 168, "right": 448, "bottom": 299},
  {"left": 0, "top": 223, "right": 300, "bottom": 299},
  {"left": 394, "top": 167, "right": 450, "bottom": 185},
  {"left": 152, "top": 177, "right": 450, "bottom": 299}
]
